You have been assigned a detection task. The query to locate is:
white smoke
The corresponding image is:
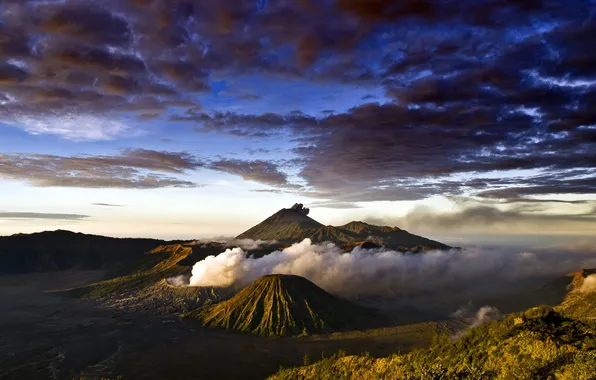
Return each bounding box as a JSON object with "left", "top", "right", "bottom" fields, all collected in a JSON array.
[
  {"left": 189, "top": 238, "right": 596, "bottom": 298},
  {"left": 190, "top": 238, "right": 278, "bottom": 250},
  {"left": 223, "top": 238, "right": 278, "bottom": 250},
  {"left": 451, "top": 305, "right": 501, "bottom": 338},
  {"left": 579, "top": 274, "right": 596, "bottom": 293},
  {"left": 469, "top": 306, "right": 501, "bottom": 328},
  {"left": 166, "top": 274, "right": 189, "bottom": 287}
]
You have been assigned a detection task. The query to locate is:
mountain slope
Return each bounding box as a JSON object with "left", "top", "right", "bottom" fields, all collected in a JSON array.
[
  {"left": 0, "top": 230, "right": 170, "bottom": 275},
  {"left": 186, "top": 274, "right": 374, "bottom": 336},
  {"left": 237, "top": 206, "right": 450, "bottom": 251},
  {"left": 332, "top": 221, "right": 450, "bottom": 250},
  {"left": 70, "top": 243, "right": 233, "bottom": 315},
  {"left": 557, "top": 268, "right": 596, "bottom": 319},
  {"left": 237, "top": 206, "right": 324, "bottom": 241}
]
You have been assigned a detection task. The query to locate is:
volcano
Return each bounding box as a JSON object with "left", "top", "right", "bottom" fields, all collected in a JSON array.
[
  {"left": 236, "top": 203, "right": 324, "bottom": 241},
  {"left": 236, "top": 203, "right": 451, "bottom": 251},
  {"left": 186, "top": 274, "right": 373, "bottom": 336}
]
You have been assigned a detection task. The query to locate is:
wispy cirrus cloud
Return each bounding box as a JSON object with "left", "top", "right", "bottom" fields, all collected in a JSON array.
[
  {"left": 0, "top": 212, "right": 89, "bottom": 221},
  {"left": 308, "top": 201, "right": 363, "bottom": 209},
  {"left": 0, "top": 150, "right": 307, "bottom": 190},
  {"left": 92, "top": 203, "right": 125, "bottom": 207},
  {"left": 208, "top": 159, "right": 300, "bottom": 189},
  {"left": 0, "top": 149, "right": 203, "bottom": 189}
]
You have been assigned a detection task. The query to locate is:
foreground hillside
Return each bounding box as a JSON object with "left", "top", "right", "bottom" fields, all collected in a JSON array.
[
  {"left": 558, "top": 269, "right": 596, "bottom": 320},
  {"left": 271, "top": 306, "right": 596, "bottom": 380}
]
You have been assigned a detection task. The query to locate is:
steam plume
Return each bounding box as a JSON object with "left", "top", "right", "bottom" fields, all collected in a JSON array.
[
  {"left": 224, "top": 238, "right": 278, "bottom": 250},
  {"left": 469, "top": 306, "right": 501, "bottom": 328},
  {"left": 189, "top": 238, "right": 596, "bottom": 298},
  {"left": 451, "top": 305, "right": 502, "bottom": 338},
  {"left": 579, "top": 274, "right": 596, "bottom": 293}
]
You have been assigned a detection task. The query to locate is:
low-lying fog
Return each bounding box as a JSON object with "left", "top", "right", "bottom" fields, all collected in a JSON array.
[
  {"left": 164, "top": 237, "right": 596, "bottom": 320},
  {"left": 174, "top": 238, "right": 595, "bottom": 295}
]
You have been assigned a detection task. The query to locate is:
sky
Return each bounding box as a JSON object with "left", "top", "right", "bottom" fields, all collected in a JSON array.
[{"left": 0, "top": 0, "right": 595, "bottom": 241}]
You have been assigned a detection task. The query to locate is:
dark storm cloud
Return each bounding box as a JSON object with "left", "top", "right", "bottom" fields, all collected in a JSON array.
[
  {"left": 179, "top": 93, "right": 594, "bottom": 202},
  {"left": 0, "top": 1, "right": 210, "bottom": 136},
  {"left": 478, "top": 176, "right": 596, "bottom": 199},
  {"left": 0, "top": 149, "right": 305, "bottom": 190},
  {"left": 336, "top": 0, "right": 437, "bottom": 21},
  {"left": 41, "top": 4, "right": 133, "bottom": 47},
  {"left": 170, "top": 6, "right": 595, "bottom": 202},
  {"left": 337, "top": 0, "right": 573, "bottom": 27},
  {"left": 0, "top": 212, "right": 90, "bottom": 221},
  {"left": 412, "top": 203, "right": 596, "bottom": 227},
  {"left": 363, "top": 201, "right": 596, "bottom": 234},
  {"left": 0, "top": 63, "right": 28, "bottom": 84},
  {"left": 0, "top": 25, "right": 32, "bottom": 58},
  {"left": 0, "top": 150, "right": 203, "bottom": 189},
  {"left": 447, "top": 195, "right": 594, "bottom": 206},
  {"left": 0, "top": 0, "right": 594, "bottom": 203},
  {"left": 209, "top": 159, "right": 299, "bottom": 189},
  {"left": 172, "top": 110, "right": 320, "bottom": 139}
]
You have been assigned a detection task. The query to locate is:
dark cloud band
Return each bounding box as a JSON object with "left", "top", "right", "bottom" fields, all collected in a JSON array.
[
  {"left": 0, "top": 0, "right": 593, "bottom": 205},
  {"left": 0, "top": 212, "right": 89, "bottom": 221}
]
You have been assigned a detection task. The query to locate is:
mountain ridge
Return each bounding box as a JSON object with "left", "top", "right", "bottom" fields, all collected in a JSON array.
[
  {"left": 0, "top": 229, "right": 174, "bottom": 275},
  {"left": 237, "top": 205, "right": 450, "bottom": 251}
]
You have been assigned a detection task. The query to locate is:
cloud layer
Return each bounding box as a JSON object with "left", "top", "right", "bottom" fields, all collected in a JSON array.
[
  {"left": 0, "top": 212, "right": 89, "bottom": 221},
  {"left": 363, "top": 197, "right": 596, "bottom": 235},
  {"left": 0, "top": 149, "right": 303, "bottom": 189},
  {"left": 0, "top": 0, "right": 593, "bottom": 207},
  {"left": 0, "top": 149, "right": 201, "bottom": 188},
  {"left": 189, "top": 238, "right": 596, "bottom": 298}
]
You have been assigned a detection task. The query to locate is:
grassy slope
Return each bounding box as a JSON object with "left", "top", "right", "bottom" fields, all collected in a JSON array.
[
  {"left": 270, "top": 305, "right": 596, "bottom": 380},
  {"left": 556, "top": 269, "right": 596, "bottom": 320},
  {"left": 186, "top": 274, "right": 375, "bottom": 337},
  {"left": 69, "top": 243, "right": 232, "bottom": 315},
  {"left": 561, "top": 291, "right": 596, "bottom": 320}
]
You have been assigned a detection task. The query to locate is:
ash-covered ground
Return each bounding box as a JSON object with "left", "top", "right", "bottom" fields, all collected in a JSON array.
[{"left": 0, "top": 271, "right": 449, "bottom": 380}]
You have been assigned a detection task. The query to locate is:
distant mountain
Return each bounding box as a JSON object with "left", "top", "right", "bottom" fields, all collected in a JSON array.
[
  {"left": 236, "top": 204, "right": 324, "bottom": 241},
  {"left": 237, "top": 204, "right": 450, "bottom": 251},
  {"left": 0, "top": 230, "right": 170, "bottom": 275},
  {"left": 186, "top": 274, "right": 374, "bottom": 336}
]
